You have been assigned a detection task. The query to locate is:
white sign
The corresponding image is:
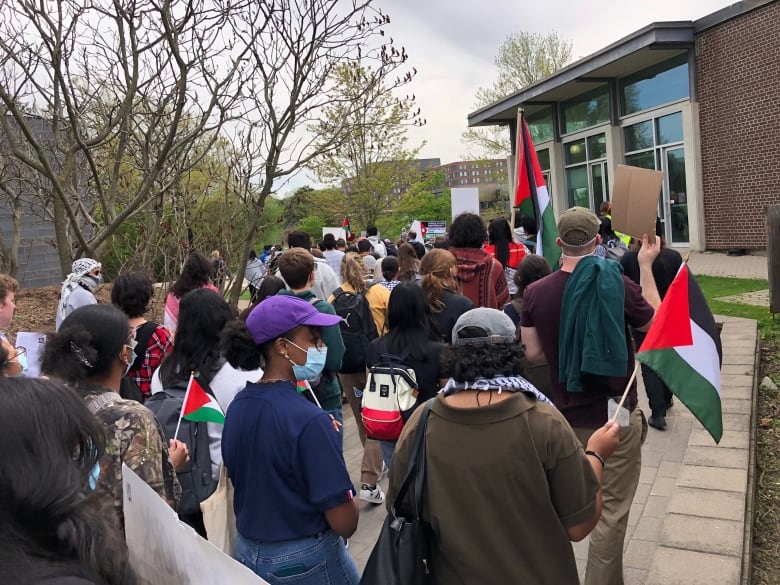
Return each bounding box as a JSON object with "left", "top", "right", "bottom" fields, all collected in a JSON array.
[
  {"left": 122, "top": 464, "right": 268, "bottom": 585},
  {"left": 14, "top": 331, "right": 46, "bottom": 378},
  {"left": 322, "top": 227, "right": 346, "bottom": 241},
  {"left": 451, "top": 187, "right": 481, "bottom": 220}
]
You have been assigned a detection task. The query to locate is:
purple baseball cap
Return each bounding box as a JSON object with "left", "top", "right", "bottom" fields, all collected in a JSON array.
[{"left": 246, "top": 295, "right": 342, "bottom": 344}]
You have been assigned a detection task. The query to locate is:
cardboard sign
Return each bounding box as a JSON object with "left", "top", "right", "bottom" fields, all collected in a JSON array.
[
  {"left": 122, "top": 464, "right": 268, "bottom": 585},
  {"left": 610, "top": 165, "right": 664, "bottom": 240}
]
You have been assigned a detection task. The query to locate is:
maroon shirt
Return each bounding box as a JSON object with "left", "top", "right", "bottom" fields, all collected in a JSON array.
[{"left": 521, "top": 270, "right": 654, "bottom": 428}]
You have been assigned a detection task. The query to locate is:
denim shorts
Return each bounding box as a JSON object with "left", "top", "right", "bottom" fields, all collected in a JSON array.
[{"left": 235, "top": 529, "right": 359, "bottom": 585}]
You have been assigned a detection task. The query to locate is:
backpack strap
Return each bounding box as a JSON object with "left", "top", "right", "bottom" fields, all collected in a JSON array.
[{"left": 130, "top": 321, "right": 159, "bottom": 371}]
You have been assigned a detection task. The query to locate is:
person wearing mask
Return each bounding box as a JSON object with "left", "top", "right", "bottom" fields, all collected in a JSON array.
[
  {"left": 419, "top": 248, "right": 474, "bottom": 342},
  {"left": 365, "top": 282, "right": 444, "bottom": 466},
  {"left": 387, "top": 308, "right": 621, "bottom": 584},
  {"left": 448, "top": 212, "right": 509, "bottom": 309},
  {"left": 164, "top": 252, "right": 220, "bottom": 333},
  {"left": 276, "top": 249, "right": 346, "bottom": 445},
  {"left": 520, "top": 207, "right": 661, "bottom": 585},
  {"left": 111, "top": 271, "right": 173, "bottom": 401},
  {"left": 41, "top": 304, "right": 187, "bottom": 535},
  {"left": 56, "top": 258, "right": 102, "bottom": 331},
  {"left": 220, "top": 295, "right": 359, "bottom": 584},
  {"left": 0, "top": 377, "right": 136, "bottom": 585}
]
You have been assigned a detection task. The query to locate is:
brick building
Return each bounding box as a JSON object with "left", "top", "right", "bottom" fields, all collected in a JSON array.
[{"left": 468, "top": 0, "right": 778, "bottom": 251}]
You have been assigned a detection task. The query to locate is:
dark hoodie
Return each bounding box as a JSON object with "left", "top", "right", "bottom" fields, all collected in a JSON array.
[{"left": 450, "top": 247, "right": 509, "bottom": 309}]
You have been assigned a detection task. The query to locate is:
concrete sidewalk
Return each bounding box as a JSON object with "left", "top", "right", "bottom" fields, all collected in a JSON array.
[{"left": 342, "top": 251, "right": 764, "bottom": 583}]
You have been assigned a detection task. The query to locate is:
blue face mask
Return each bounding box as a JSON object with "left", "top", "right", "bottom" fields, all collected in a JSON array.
[
  {"left": 16, "top": 350, "right": 28, "bottom": 376},
  {"left": 284, "top": 339, "right": 327, "bottom": 380},
  {"left": 88, "top": 463, "right": 100, "bottom": 491}
]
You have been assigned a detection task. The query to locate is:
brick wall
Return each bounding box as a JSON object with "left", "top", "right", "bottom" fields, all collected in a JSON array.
[{"left": 696, "top": 1, "right": 780, "bottom": 250}]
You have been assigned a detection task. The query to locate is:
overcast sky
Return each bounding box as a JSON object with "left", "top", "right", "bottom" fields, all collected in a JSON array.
[{"left": 373, "top": 0, "right": 735, "bottom": 163}]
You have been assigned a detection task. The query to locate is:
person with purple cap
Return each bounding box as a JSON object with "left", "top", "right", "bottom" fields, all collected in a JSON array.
[{"left": 220, "top": 295, "right": 360, "bottom": 585}]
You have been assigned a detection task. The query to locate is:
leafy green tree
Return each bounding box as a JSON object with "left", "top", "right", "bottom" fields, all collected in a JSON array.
[
  {"left": 387, "top": 171, "right": 451, "bottom": 236},
  {"left": 311, "top": 62, "right": 424, "bottom": 232},
  {"left": 462, "top": 31, "right": 573, "bottom": 157}
]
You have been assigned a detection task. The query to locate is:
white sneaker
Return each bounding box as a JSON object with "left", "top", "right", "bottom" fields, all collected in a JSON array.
[{"left": 359, "top": 483, "right": 385, "bottom": 504}]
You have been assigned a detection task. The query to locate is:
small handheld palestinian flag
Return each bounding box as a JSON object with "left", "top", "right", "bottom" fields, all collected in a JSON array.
[
  {"left": 636, "top": 263, "right": 723, "bottom": 443},
  {"left": 173, "top": 373, "right": 225, "bottom": 441},
  {"left": 296, "top": 379, "right": 322, "bottom": 408}
]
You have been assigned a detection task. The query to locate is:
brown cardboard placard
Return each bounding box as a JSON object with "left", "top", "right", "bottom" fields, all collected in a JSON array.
[{"left": 610, "top": 165, "right": 664, "bottom": 241}]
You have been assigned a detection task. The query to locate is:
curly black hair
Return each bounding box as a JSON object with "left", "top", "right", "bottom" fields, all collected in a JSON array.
[
  {"left": 449, "top": 212, "right": 487, "bottom": 249},
  {"left": 111, "top": 271, "right": 154, "bottom": 318},
  {"left": 441, "top": 342, "right": 525, "bottom": 383}
]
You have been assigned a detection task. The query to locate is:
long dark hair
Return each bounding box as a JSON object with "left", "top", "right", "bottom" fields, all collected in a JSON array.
[
  {"left": 0, "top": 377, "right": 134, "bottom": 585},
  {"left": 159, "top": 288, "right": 234, "bottom": 387},
  {"left": 383, "top": 282, "right": 438, "bottom": 361},
  {"left": 41, "top": 305, "right": 129, "bottom": 389},
  {"left": 488, "top": 218, "right": 512, "bottom": 268},
  {"left": 169, "top": 252, "right": 213, "bottom": 299}
]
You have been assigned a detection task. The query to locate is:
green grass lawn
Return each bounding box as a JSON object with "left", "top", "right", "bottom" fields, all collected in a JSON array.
[{"left": 697, "top": 275, "right": 778, "bottom": 338}]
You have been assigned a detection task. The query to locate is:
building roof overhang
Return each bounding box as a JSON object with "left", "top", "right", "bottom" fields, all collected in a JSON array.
[{"left": 467, "top": 22, "right": 695, "bottom": 127}]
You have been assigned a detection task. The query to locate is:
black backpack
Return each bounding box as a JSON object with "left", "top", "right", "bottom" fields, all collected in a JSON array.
[
  {"left": 331, "top": 286, "right": 379, "bottom": 374},
  {"left": 145, "top": 377, "right": 218, "bottom": 515}
]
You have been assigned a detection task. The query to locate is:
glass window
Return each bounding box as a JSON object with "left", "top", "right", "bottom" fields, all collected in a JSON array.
[
  {"left": 565, "top": 139, "right": 587, "bottom": 165},
  {"left": 625, "top": 151, "right": 656, "bottom": 170},
  {"left": 566, "top": 166, "right": 589, "bottom": 208},
  {"left": 657, "top": 111, "right": 683, "bottom": 145},
  {"left": 537, "top": 148, "right": 550, "bottom": 171},
  {"left": 587, "top": 134, "right": 607, "bottom": 160},
  {"left": 620, "top": 54, "right": 690, "bottom": 116},
  {"left": 527, "top": 108, "right": 554, "bottom": 143},
  {"left": 562, "top": 86, "right": 610, "bottom": 134},
  {"left": 624, "top": 121, "right": 654, "bottom": 153}
]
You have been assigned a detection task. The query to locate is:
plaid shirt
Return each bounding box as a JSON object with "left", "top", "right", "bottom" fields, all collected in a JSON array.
[{"left": 129, "top": 324, "right": 173, "bottom": 399}]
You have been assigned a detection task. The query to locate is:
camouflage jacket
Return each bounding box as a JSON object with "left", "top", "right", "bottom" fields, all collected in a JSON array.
[{"left": 83, "top": 386, "right": 181, "bottom": 533}]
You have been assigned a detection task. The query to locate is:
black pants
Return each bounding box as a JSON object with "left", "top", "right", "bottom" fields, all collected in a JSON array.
[{"left": 631, "top": 329, "right": 672, "bottom": 419}]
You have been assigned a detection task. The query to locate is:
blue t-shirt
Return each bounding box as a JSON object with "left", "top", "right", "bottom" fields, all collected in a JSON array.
[{"left": 222, "top": 380, "right": 355, "bottom": 542}]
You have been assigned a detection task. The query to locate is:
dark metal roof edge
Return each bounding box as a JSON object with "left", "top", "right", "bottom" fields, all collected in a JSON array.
[
  {"left": 468, "top": 22, "right": 694, "bottom": 127},
  {"left": 694, "top": 0, "right": 777, "bottom": 32}
]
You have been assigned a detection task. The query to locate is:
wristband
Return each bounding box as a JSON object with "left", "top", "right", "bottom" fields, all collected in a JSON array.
[{"left": 585, "top": 450, "right": 605, "bottom": 469}]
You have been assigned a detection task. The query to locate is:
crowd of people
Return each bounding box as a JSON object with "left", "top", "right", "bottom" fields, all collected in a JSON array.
[{"left": 0, "top": 207, "right": 675, "bottom": 585}]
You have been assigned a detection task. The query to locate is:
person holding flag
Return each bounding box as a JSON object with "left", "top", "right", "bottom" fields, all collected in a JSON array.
[
  {"left": 520, "top": 207, "right": 663, "bottom": 585},
  {"left": 220, "top": 295, "right": 360, "bottom": 585}
]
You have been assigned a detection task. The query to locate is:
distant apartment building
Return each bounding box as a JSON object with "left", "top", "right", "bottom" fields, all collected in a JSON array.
[{"left": 433, "top": 159, "right": 511, "bottom": 219}]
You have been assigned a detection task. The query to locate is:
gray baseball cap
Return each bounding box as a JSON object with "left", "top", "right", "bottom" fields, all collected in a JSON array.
[{"left": 451, "top": 308, "right": 517, "bottom": 346}]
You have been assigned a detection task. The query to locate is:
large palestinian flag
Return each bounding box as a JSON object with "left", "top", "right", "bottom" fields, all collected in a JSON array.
[
  {"left": 514, "top": 112, "right": 560, "bottom": 269},
  {"left": 636, "top": 263, "right": 723, "bottom": 442}
]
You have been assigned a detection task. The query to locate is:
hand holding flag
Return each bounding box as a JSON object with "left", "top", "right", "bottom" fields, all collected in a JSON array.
[{"left": 173, "top": 372, "right": 225, "bottom": 442}]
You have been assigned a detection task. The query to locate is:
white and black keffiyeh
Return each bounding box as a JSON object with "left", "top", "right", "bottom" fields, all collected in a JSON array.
[
  {"left": 440, "top": 375, "right": 554, "bottom": 406},
  {"left": 58, "top": 258, "right": 101, "bottom": 322}
]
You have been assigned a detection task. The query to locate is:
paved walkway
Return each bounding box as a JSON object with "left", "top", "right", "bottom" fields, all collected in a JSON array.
[{"left": 342, "top": 250, "right": 765, "bottom": 583}]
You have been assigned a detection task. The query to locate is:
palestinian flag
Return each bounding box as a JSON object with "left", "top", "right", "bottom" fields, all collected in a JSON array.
[
  {"left": 181, "top": 374, "right": 225, "bottom": 424},
  {"left": 636, "top": 264, "right": 723, "bottom": 443},
  {"left": 342, "top": 215, "right": 353, "bottom": 241},
  {"left": 514, "top": 112, "right": 560, "bottom": 269}
]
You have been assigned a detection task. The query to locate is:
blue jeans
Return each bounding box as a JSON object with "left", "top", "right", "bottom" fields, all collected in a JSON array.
[
  {"left": 379, "top": 440, "right": 395, "bottom": 471},
  {"left": 235, "top": 529, "right": 359, "bottom": 585}
]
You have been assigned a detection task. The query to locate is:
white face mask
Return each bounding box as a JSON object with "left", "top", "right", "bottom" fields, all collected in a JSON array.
[{"left": 560, "top": 236, "right": 598, "bottom": 259}]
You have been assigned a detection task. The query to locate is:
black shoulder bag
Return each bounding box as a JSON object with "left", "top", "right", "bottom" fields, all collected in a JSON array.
[{"left": 360, "top": 400, "right": 434, "bottom": 585}]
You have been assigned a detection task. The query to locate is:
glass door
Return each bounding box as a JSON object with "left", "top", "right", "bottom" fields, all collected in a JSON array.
[{"left": 662, "top": 147, "right": 689, "bottom": 245}]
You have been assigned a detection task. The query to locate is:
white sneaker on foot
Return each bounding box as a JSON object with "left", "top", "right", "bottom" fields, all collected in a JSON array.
[{"left": 359, "top": 483, "right": 385, "bottom": 504}]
